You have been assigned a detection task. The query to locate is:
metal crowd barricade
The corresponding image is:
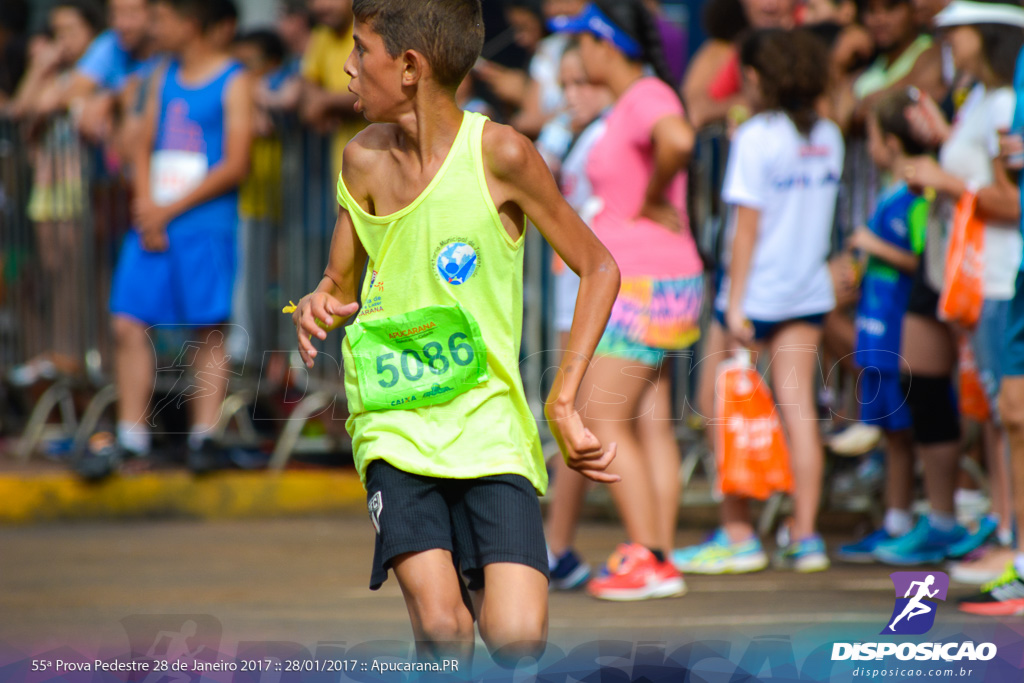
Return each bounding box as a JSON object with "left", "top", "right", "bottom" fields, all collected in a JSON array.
[
  {"left": 263, "top": 122, "right": 350, "bottom": 469},
  {"left": 0, "top": 113, "right": 110, "bottom": 460},
  {"left": 0, "top": 105, "right": 892, "bottom": 498}
]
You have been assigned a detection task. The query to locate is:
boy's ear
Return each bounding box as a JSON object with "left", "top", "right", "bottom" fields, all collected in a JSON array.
[{"left": 401, "top": 49, "right": 429, "bottom": 87}]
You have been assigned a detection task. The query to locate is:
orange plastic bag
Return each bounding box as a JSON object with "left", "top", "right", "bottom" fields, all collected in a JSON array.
[
  {"left": 958, "top": 336, "right": 991, "bottom": 422},
  {"left": 713, "top": 350, "right": 794, "bottom": 500},
  {"left": 938, "top": 193, "right": 985, "bottom": 329}
]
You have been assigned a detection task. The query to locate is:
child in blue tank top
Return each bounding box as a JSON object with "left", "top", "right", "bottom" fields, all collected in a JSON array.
[{"left": 77, "top": 0, "right": 253, "bottom": 479}]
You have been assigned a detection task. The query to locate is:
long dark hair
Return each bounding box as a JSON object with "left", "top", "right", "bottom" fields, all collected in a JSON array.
[
  {"left": 740, "top": 27, "right": 829, "bottom": 135},
  {"left": 591, "top": 0, "right": 678, "bottom": 89},
  {"left": 976, "top": 23, "right": 1024, "bottom": 86}
]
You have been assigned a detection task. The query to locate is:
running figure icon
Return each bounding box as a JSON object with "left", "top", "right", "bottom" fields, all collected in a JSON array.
[{"left": 889, "top": 575, "right": 940, "bottom": 631}]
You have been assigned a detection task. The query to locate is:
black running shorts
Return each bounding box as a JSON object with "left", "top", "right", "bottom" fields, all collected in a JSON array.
[{"left": 364, "top": 459, "right": 549, "bottom": 591}]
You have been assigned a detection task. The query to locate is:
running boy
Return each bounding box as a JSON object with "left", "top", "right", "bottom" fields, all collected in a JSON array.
[
  {"left": 78, "top": 0, "right": 252, "bottom": 478},
  {"left": 290, "top": 0, "right": 620, "bottom": 667}
]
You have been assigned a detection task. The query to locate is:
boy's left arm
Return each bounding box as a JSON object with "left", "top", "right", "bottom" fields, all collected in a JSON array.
[
  {"left": 483, "top": 124, "right": 621, "bottom": 482},
  {"left": 136, "top": 70, "right": 255, "bottom": 236},
  {"left": 849, "top": 227, "right": 919, "bottom": 274}
]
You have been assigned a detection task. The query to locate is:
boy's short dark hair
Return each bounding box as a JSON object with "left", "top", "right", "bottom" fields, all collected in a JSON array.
[
  {"left": 237, "top": 28, "right": 287, "bottom": 64},
  {"left": 352, "top": 0, "right": 484, "bottom": 89},
  {"left": 160, "top": 0, "right": 238, "bottom": 32},
  {"left": 873, "top": 89, "right": 930, "bottom": 156},
  {"left": 53, "top": 0, "right": 106, "bottom": 35}
]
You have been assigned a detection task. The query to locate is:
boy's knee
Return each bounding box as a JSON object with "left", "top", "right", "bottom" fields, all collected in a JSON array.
[
  {"left": 112, "top": 316, "right": 147, "bottom": 346},
  {"left": 415, "top": 605, "right": 475, "bottom": 646},
  {"left": 481, "top": 614, "right": 547, "bottom": 668}
]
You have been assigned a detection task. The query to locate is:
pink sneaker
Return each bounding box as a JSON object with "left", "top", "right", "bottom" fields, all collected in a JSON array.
[{"left": 587, "top": 543, "right": 686, "bottom": 601}]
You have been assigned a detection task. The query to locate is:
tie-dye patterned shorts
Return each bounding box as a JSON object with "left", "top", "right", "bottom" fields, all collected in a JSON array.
[{"left": 595, "top": 274, "right": 704, "bottom": 367}]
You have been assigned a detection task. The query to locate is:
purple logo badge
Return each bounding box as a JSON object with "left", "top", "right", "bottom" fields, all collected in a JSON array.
[{"left": 882, "top": 572, "right": 949, "bottom": 635}]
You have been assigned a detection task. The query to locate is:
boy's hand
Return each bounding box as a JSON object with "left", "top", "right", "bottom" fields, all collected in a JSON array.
[
  {"left": 132, "top": 197, "right": 172, "bottom": 252},
  {"left": 847, "top": 226, "right": 873, "bottom": 253},
  {"left": 291, "top": 292, "right": 359, "bottom": 368},
  {"left": 545, "top": 402, "right": 619, "bottom": 483},
  {"left": 638, "top": 197, "right": 682, "bottom": 233}
]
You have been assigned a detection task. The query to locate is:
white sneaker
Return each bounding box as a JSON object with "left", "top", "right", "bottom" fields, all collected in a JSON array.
[{"left": 827, "top": 423, "right": 882, "bottom": 457}]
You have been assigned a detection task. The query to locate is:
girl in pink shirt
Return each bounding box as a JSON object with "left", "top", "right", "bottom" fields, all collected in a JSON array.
[{"left": 550, "top": 0, "right": 702, "bottom": 601}]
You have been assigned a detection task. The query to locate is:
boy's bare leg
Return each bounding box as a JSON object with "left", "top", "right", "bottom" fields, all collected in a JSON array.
[
  {"left": 113, "top": 315, "right": 155, "bottom": 436},
  {"left": 190, "top": 325, "right": 231, "bottom": 435},
  {"left": 474, "top": 563, "right": 548, "bottom": 668},
  {"left": 392, "top": 550, "right": 475, "bottom": 665}
]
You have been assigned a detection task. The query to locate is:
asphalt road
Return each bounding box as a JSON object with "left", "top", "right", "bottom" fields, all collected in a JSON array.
[{"left": 2, "top": 518, "right": 1021, "bottom": 682}]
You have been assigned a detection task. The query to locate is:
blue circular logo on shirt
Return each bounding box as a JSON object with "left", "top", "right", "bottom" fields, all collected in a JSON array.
[{"left": 436, "top": 242, "right": 478, "bottom": 285}]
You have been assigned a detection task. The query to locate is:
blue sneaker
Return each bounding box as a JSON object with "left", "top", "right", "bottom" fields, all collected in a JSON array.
[
  {"left": 873, "top": 517, "right": 967, "bottom": 566},
  {"left": 549, "top": 548, "right": 591, "bottom": 590},
  {"left": 947, "top": 514, "right": 999, "bottom": 559},
  {"left": 837, "top": 528, "right": 896, "bottom": 564},
  {"left": 672, "top": 529, "right": 768, "bottom": 574},
  {"left": 775, "top": 534, "right": 830, "bottom": 572}
]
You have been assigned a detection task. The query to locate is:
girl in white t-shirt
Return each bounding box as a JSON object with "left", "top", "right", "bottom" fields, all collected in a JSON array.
[
  {"left": 675, "top": 27, "right": 844, "bottom": 574},
  {"left": 888, "top": 13, "right": 1023, "bottom": 576}
]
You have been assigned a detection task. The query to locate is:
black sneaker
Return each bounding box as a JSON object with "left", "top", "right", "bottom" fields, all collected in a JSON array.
[
  {"left": 73, "top": 432, "right": 128, "bottom": 481},
  {"left": 958, "top": 562, "right": 1024, "bottom": 616},
  {"left": 186, "top": 438, "right": 232, "bottom": 474}
]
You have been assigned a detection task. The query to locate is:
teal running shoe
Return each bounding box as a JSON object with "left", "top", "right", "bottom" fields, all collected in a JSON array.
[
  {"left": 775, "top": 534, "right": 830, "bottom": 572},
  {"left": 671, "top": 529, "right": 768, "bottom": 574},
  {"left": 873, "top": 517, "right": 967, "bottom": 566},
  {"left": 837, "top": 527, "right": 895, "bottom": 564}
]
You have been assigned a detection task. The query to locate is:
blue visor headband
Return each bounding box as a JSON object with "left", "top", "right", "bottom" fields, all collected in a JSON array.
[{"left": 548, "top": 3, "right": 644, "bottom": 61}]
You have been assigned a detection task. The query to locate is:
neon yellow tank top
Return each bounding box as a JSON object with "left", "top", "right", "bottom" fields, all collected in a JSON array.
[
  {"left": 853, "top": 35, "right": 932, "bottom": 100},
  {"left": 337, "top": 111, "right": 546, "bottom": 493}
]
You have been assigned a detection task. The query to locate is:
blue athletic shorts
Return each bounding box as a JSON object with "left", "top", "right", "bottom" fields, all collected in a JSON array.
[
  {"left": 858, "top": 368, "right": 911, "bottom": 431},
  {"left": 110, "top": 227, "right": 237, "bottom": 326}
]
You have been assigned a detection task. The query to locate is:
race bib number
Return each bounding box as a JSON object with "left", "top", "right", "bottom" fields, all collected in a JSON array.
[
  {"left": 150, "top": 150, "right": 208, "bottom": 206},
  {"left": 347, "top": 304, "right": 489, "bottom": 412}
]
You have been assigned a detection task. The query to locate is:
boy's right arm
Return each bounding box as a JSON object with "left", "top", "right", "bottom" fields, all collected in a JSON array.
[
  {"left": 131, "top": 63, "right": 165, "bottom": 251},
  {"left": 292, "top": 149, "right": 368, "bottom": 368}
]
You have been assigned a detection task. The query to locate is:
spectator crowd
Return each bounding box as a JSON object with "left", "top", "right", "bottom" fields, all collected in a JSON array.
[{"left": 4, "top": 0, "right": 1024, "bottom": 616}]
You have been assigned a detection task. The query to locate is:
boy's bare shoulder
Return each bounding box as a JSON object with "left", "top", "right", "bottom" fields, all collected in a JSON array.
[
  {"left": 481, "top": 120, "right": 537, "bottom": 181},
  {"left": 341, "top": 124, "right": 398, "bottom": 199},
  {"left": 343, "top": 124, "right": 396, "bottom": 171}
]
